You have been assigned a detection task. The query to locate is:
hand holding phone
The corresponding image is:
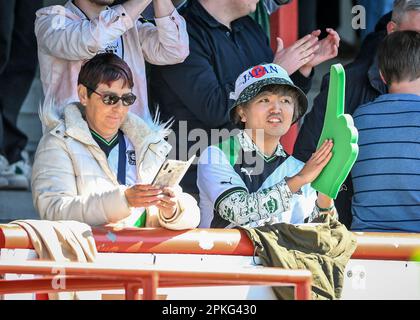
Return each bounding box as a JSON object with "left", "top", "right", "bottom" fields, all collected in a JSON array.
[
  {"left": 124, "top": 184, "right": 177, "bottom": 216},
  {"left": 124, "top": 184, "right": 163, "bottom": 208},
  {"left": 152, "top": 156, "right": 196, "bottom": 188}
]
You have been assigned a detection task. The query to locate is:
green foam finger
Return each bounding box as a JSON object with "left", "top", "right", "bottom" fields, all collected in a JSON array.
[{"left": 311, "top": 64, "right": 359, "bottom": 199}]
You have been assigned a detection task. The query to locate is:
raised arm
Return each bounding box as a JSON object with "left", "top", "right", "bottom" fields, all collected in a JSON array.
[
  {"left": 122, "top": 0, "right": 152, "bottom": 21},
  {"left": 293, "top": 73, "right": 331, "bottom": 162},
  {"left": 35, "top": 3, "right": 143, "bottom": 60},
  {"left": 154, "top": 34, "right": 234, "bottom": 128},
  {"left": 137, "top": 0, "right": 189, "bottom": 65}
]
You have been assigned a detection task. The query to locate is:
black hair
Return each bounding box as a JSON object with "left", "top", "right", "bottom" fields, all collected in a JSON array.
[{"left": 78, "top": 53, "right": 134, "bottom": 97}]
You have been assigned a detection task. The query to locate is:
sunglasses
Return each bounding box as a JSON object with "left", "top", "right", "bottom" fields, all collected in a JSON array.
[{"left": 85, "top": 85, "right": 137, "bottom": 107}]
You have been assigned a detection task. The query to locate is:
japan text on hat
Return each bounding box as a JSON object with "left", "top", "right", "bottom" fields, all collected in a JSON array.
[{"left": 229, "top": 63, "right": 308, "bottom": 123}]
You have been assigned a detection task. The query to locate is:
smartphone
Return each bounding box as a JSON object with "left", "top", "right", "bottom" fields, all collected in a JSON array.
[{"left": 152, "top": 156, "right": 196, "bottom": 188}]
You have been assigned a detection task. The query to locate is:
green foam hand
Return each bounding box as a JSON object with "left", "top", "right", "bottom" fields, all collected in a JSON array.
[{"left": 311, "top": 64, "right": 359, "bottom": 199}]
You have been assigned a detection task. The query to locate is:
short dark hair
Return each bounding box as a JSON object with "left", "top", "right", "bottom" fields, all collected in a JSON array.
[
  {"left": 78, "top": 53, "right": 134, "bottom": 97},
  {"left": 232, "top": 84, "right": 300, "bottom": 129},
  {"left": 378, "top": 30, "right": 420, "bottom": 85}
]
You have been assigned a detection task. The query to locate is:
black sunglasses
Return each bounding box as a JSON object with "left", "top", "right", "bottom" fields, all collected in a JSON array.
[{"left": 85, "top": 85, "right": 137, "bottom": 107}]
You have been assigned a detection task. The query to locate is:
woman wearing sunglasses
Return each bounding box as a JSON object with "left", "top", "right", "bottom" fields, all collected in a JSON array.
[{"left": 31, "top": 53, "right": 200, "bottom": 229}]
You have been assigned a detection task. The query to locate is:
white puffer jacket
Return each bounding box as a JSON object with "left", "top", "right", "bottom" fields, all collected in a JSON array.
[{"left": 31, "top": 103, "right": 200, "bottom": 229}]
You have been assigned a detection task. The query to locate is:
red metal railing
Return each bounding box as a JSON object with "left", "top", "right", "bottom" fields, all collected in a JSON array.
[
  {"left": 2, "top": 224, "right": 420, "bottom": 261},
  {"left": 0, "top": 260, "right": 312, "bottom": 300}
]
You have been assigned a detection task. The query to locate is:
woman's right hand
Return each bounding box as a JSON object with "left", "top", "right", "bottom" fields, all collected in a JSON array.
[
  {"left": 297, "top": 139, "right": 333, "bottom": 184},
  {"left": 124, "top": 184, "right": 164, "bottom": 208}
]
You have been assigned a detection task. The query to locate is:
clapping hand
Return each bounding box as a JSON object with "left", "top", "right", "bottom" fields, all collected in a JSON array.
[
  {"left": 273, "top": 33, "right": 319, "bottom": 75},
  {"left": 304, "top": 28, "right": 340, "bottom": 69}
]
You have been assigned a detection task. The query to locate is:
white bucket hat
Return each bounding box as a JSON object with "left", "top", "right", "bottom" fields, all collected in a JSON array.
[{"left": 229, "top": 63, "right": 308, "bottom": 123}]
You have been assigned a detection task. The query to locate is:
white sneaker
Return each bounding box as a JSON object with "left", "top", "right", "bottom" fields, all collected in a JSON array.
[
  {"left": 0, "top": 154, "right": 31, "bottom": 190},
  {"left": 0, "top": 176, "right": 8, "bottom": 188},
  {"left": 7, "top": 161, "right": 31, "bottom": 189},
  {"left": 0, "top": 155, "right": 8, "bottom": 169},
  {"left": 0, "top": 155, "right": 10, "bottom": 188},
  {"left": 10, "top": 152, "right": 32, "bottom": 180}
]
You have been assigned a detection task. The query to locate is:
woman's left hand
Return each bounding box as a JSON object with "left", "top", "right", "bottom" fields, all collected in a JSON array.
[{"left": 156, "top": 187, "right": 178, "bottom": 219}]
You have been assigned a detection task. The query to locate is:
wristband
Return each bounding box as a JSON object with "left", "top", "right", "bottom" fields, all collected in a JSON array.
[{"left": 315, "top": 200, "right": 335, "bottom": 212}]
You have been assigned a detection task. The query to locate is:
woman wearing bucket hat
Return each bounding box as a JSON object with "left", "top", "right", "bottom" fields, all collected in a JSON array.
[{"left": 197, "top": 63, "right": 336, "bottom": 228}]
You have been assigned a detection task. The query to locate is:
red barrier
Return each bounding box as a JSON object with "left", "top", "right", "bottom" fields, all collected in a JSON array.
[
  {"left": 0, "top": 260, "right": 312, "bottom": 300},
  {"left": 2, "top": 224, "right": 420, "bottom": 261}
]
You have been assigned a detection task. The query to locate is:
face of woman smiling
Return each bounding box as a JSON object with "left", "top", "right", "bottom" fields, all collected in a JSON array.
[{"left": 78, "top": 78, "right": 131, "bottom": 140}]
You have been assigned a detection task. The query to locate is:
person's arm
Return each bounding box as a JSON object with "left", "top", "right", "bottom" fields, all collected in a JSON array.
[
  {"left": 122, "top": 0, "right": 152, "bottom": 21},
  {"left": 154, "top": 34, "right": 233, "bottom": 127},
  {"left": 273, "top": 34, "right": 319, "bottom": 77},
  {"left": 203, "top": 140, "right": 331, "bottom": 227},
  {"left": 306, "top": 192, "right": 338, "bottom": 222},
  {"left": 152, "top": 0, "right": 174, "bottom": 18},
  {"left": 273, "top": 28, "right": 339, "bottom": 93},
  {"left": 197, "top": 146, "right": 291, "bottom": 227},
  {"left": 156, "top": 187, "right": 200, "bottom": 230},
  {"left": 299, "top": 28, "right": 340, "bottom": 76},
  {"left": 217, "top": 180, "right": 294, "bottom": 227},
  {"left": 221, "top": 140, "right": 334, "bottom": 226},
  {"left": 316, "top": 192, "right": 334, "bottom": 209},
  {"left": 34, "top": 4, "right": 139, "bottom": 60},
  {"left": 218, "top": 178, "right": 337, "bottom": 226},
  {"left": 126, "top": 184, "right": 200, "bottom": 229},
  {"left": 290, "top": 70, "right": 313, "bottom": 94},
  {"left": 31, "top": 134, "right": 131, "bottom": 226},
  {"left": 272, "top": 35, "right": 317, "bottom": 94},
  {"left": 137, "top": 1, "right": 189, "bottom": 65},
  {"left": 293, "top": 73, "right": 331, "bottom": 162}
]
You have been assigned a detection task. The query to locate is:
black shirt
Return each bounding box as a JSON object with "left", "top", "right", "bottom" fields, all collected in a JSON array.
[{"left": 150, "top": 0, "right": 311, "bottom": 193}]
